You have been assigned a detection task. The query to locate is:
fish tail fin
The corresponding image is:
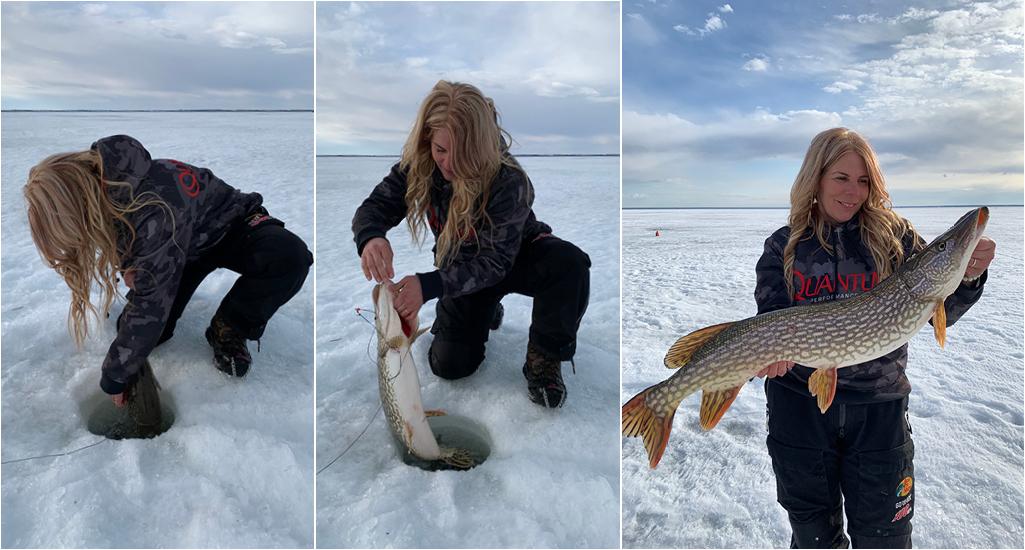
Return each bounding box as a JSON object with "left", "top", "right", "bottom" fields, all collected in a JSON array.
[
  {"left": 622, "top": 386, "right": 680, "bottom": 469},
  {"left": 440, "top": 447, "right": 474, "bottom": 470}
]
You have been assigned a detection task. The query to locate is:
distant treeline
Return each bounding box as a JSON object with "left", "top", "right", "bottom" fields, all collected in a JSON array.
[
  {"left": 623, "top": 205, "right": 1024, "bottom": 210},
  {"left": 2, "top": 109, "right": 313, "bottom": 113}
]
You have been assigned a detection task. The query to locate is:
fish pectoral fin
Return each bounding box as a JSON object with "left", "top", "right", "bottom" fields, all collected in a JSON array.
[
  {"left": 932, "top": 302, "right": 946, "bottom": 348},
  {"left": 664, "top": 322, "right": 735, "bottom": 369},
  {"left": 410, "top": 326, "right": 430, "bottom": 344},
  {"left": 424, "top": 409, "right": 448, "bottom": 417},
  {"left": 699, "top": 386, "right": 743, "bottom": 431},
  {"left": 440, "top": 447, "right": 474, "bottom": 470},
  {"left": 808, "top": 367, "right": 838, "bottom": 414}
]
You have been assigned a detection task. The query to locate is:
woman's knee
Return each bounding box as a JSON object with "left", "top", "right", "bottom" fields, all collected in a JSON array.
[{"left": 428, "top": 339, "right": 484, "bottom": 380}]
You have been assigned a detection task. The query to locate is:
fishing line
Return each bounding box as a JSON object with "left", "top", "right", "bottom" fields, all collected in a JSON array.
[
  {"left": 1, "top": 437, "right": 110, "bottom": 465},
  {"left": 317, "top": 306, "right": 391, "bottom": 476}
]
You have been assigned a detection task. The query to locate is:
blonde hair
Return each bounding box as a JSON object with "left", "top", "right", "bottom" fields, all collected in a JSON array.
[
  {"left": 400, "top": 80, "right": 524, "bottom": 267},
  {"left": 24, "top": 149, "right": 167, "bottom": 348},
  {"left": 783, "top": 127, "right": 920, "bottom": 299}
]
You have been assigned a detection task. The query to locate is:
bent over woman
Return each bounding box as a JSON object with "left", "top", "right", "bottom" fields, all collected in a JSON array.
[
  {"left": 352, "top": 81, "right": 591, "bottom": 408},
  {"left": 24, "top": 135, "right": 312, "bottom": 405},
  {"left": 755, "top": 128, "right": 995, "bottom": 548}
]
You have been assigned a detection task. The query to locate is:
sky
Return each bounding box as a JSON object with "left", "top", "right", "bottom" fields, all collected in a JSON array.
[
  {"left": 315, "top": 1, "right": 621, "bottom": 155},
  {"left": 623, "top": 0, "right": 1024, "bottom": 207},
  {"left": 0, "top": 1, "right": 314, "bottom": 110}
]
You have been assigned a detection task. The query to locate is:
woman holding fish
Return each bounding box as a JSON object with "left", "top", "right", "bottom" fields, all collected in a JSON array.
[
  {"left": 755, "top": 128, "right": 995, "bottom": 548},
  {"left": 24, "top": 135, "right": 312, "bottom": 407},
  {"left": 353, "top": 80, "right": 590, "bottom": 409}
]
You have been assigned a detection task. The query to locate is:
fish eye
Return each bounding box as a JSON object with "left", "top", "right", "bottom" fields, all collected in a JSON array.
[{"left": 938, "top": 242, "right": 946, "bottom": 251}]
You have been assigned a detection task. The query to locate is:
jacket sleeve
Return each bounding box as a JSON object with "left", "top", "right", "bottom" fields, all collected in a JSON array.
[
  {"left": 99, "top": 204, "right": 189, "bottom": 395},
  {"left": 754, "top": 228, "right": 794, "bottom": 315},
  {"left": 903, "top": 226, "right": 986, "bottom": 327},
  {"left": 351, "top": 163, "right": 410, "bottom": 257},
  {"left": 418, "top": 168, "right": 533, "bottom": 302}
]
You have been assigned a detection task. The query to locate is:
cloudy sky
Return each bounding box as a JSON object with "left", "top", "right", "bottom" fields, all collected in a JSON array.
[
  {"left": 1, "top": 1, "right": 313, "bottom": 110},
  {"left": 316, "top": 1, "right": 620, "bottom": 155},
  {"left": 624, "top": 0, "right": 1023, "bottom": 207}
]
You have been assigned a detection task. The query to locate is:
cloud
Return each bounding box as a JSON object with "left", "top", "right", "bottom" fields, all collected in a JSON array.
[
  {"left": 742, "top": 58, "right": 769, "bottom": 71},
  {"left": 719, "top": 5, "right": 734, "bottom": 14},
  {"left": 674, "top": 11, "right": 729, "bottom": 38}
]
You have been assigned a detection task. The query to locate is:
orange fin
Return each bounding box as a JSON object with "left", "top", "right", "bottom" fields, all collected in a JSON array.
[
  {"left": 932, "top": 302, "right": 946, "bottom": 348},
  {"left": 808, "top": 368, "right": 838, "bottom": 414},
  {"left": 622, "top": 387, "right": 678, "bottom": 469},
  {"left": 699, "top": 386, "right": 743, "bottom": 430},
  {"left": 665, "top": 322, "right": 735, "bottom": 369},
  {"left": 424, "top": 409, "right": 448, "bottom": 417}
]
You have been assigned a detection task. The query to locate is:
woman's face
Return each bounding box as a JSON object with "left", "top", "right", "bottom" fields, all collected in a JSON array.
[
  {"left": 817, "top": 151, "right": 870, "bottom": 225},
  {"left": 431, "top": 128, "right": 455, "bottom": 181}
]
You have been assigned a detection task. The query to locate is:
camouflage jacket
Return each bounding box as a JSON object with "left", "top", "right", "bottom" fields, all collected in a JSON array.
[
  {"left": 755, "top": 214, "right": 986, "bottom": 404},
  {"left": 95, "top": 135, "right": 261, "bottom": 395},
  {"left": 352, "top": 160, "right": 551, "bottom": 302}
]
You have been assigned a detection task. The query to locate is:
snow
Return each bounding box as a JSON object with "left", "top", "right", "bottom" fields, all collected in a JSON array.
[
  {"left": 621, "top": 207, "right": 1024, "bottom": 548},
  {"left": 315, "top": 156, "right": 621, "bottom": 548},
  {"left": 1, "top": 112, "right": 314, "bottom": 548}
]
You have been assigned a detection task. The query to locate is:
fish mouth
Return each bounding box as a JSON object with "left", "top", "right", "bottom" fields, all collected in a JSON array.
[{"left": 374, "top": 281, "right": 414, "bottom": 338}]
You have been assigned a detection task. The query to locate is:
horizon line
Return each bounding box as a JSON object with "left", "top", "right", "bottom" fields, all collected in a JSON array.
[
  {"left": 318, "top": 153, "right": 620, "bottom": 158},
  {"left": 622, "top": 205, "right": 1024, "bottom": 210},
  {"left": 2, "top": 109, "right": 313, "bottom": 113}
]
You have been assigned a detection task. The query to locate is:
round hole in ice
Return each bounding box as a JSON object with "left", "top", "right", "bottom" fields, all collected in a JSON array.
[
  {"left": 396, "top": 413, "right": 492, "bottom": 471},
  {"left": 85, "top": 389, "right": 176, "bottom": 440}
]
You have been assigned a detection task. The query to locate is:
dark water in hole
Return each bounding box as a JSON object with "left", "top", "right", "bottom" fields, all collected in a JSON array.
[
  {"left": 85, "top": 392, "right": 176, "bottom": 440},
  {"left": 396, "top": 414, "right": 492, "bottom": 471}
]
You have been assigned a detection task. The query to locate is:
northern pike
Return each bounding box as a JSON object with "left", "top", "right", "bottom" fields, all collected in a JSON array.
[
  {"left": 623, "top": 207, "right": 989, "bottom": 468},
  {"left": 104, "top": 359, "right": 163, "bottom": 440},
  {"left": 374, "top": 282, "right": 474, "bottom": 469}
]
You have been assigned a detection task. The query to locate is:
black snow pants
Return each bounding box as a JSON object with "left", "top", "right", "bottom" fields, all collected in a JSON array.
[
  {"left": 765, "top": 380, "right": 915, "bottom": 549},
  {"left": 427, "top": 234, "right": 590, "bottom": 379},
  {"left": 138, "top": 207, "right": 313, "bottom": 344}
]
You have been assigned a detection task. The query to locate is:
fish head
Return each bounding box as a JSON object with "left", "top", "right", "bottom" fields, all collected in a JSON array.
[
  {"left": 900, "top": 207, "right": 988, "bottom": 300},
  {"left": 373, "top": 281, "right": 417, "bottom": 340}
]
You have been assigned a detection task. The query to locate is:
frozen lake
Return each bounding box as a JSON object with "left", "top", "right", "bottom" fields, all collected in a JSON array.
[
  {"left": 621, "top": 206, "right": 1024, "bottom": 548},
  {"left": 315, "top": 155, "right": 621, "bottom": 548},
  {"left": 1, "top": 112, "right": 315, "bottom": 548}
]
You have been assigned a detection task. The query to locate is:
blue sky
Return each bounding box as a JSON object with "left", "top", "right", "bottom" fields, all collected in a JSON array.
[
  {"left": 1, "top": 1, "right": 314, "bottom": 110},
  {"left": 623, "top": 0, "right": 1023, "bottom": 207},
  {"left": 316, "top": 1, "right": 620, "bottom": 155}
]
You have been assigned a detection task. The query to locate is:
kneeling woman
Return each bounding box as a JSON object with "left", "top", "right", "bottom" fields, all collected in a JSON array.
[
  {"left": 353, "top": 81, "right": 590, "bottom": 408},
  {"left": 25, "top": 135, "right": 312, "bottom": 406}
]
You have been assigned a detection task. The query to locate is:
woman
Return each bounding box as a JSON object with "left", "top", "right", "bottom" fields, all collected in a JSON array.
[
  {"left": 24, "top": 135, "right": 312, "bottom": 406},
  {"left": 754, "top": 128, "right": 995, "bottom": 548},
  {"left": 352, "top": 80, "right": 590, "bottom": 408}
]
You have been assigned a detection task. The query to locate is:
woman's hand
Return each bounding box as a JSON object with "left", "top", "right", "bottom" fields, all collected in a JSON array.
[
  {"left": 963, "top": 237, "right": 995, "bottom": 282},
  {"left": 757, "top": 360, "right": 795, "bottom": 379},
  {"left": 361, "top": 237, "right": 395, "bottom": 283},
  {"left": 390, "top": 275, "right": 423, "bottom": 322},
  {"left": 111, "top": 391, "right": 128, "bottom": 408}
]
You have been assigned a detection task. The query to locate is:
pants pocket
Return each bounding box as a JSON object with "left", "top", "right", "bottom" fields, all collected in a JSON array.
[{"left": 850, "top": 438, "right": 915, "bottom": 537}]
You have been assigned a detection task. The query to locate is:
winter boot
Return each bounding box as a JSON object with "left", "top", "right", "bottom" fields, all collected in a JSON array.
[
  {"left": 490, "top": 302, "right": 504, "bottom": 331},
  {"left": 205, "top": 309, "right": 251, "bottom": 377},
  {"left": 522, "top": 342, "right": 566, "bottom": 408}
]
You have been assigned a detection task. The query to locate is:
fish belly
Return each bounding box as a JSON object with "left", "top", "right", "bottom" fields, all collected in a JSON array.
[{"left": 379, "top": 346, "right": 442, "bottom": 460}]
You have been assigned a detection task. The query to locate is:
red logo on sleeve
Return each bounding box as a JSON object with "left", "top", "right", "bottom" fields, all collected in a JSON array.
[{"left": 167, "top": 160, "right": 199, "bottom": 197}]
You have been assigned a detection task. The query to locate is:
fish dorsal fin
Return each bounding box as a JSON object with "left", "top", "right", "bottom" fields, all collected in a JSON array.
[
  {"left": 808, "top": 367, "right": 838, "bottom": 414},
  {"left": 665, "top": 322, "right": 735, "bottom": 369},
  {"left": 699, "top": 386, "right": 743, "bottom": 430},
  {"left": 932, "top": 302, "right": 946, "bottom": 348}
]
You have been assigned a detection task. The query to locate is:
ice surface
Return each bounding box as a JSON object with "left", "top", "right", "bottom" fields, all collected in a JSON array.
[
  {"left": 315, "top": 156, "right": 621, "bottom": 548},
  {"left": 1, "top": 112, "right": 314, "bottom": 548},
  {"left": 621, "top": 207, "right": 1024, "bottom": 548}
]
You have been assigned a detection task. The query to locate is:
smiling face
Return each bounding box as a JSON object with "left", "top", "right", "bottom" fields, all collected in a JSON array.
[
  {"left": 816, "top": 151, "right": 870, "bottom": 225},
  {"left": 431, "top": 128, "right": 455, "bottom": 181}
]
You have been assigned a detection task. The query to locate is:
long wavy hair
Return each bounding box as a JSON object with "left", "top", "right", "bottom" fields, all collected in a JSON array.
[
  {"left": 400, "top": 80, "right": 523, "bottom": 267},
  {"left": 24, "top": 149, "right": 167, "bottom": 349},
  {"left": 783, "top": 127, "right": 920, "bottom": 299}
]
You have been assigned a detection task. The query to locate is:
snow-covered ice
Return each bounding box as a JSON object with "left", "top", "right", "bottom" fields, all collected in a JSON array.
[
  {"left": 1, "top": 112, "right": 314, "bottom": 548},
  {"left": 315, "top": 156, "right": 621, "bottom": 548},
  {"left": 621, "top": 207, "right": 1024, "bottom": 548}
]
